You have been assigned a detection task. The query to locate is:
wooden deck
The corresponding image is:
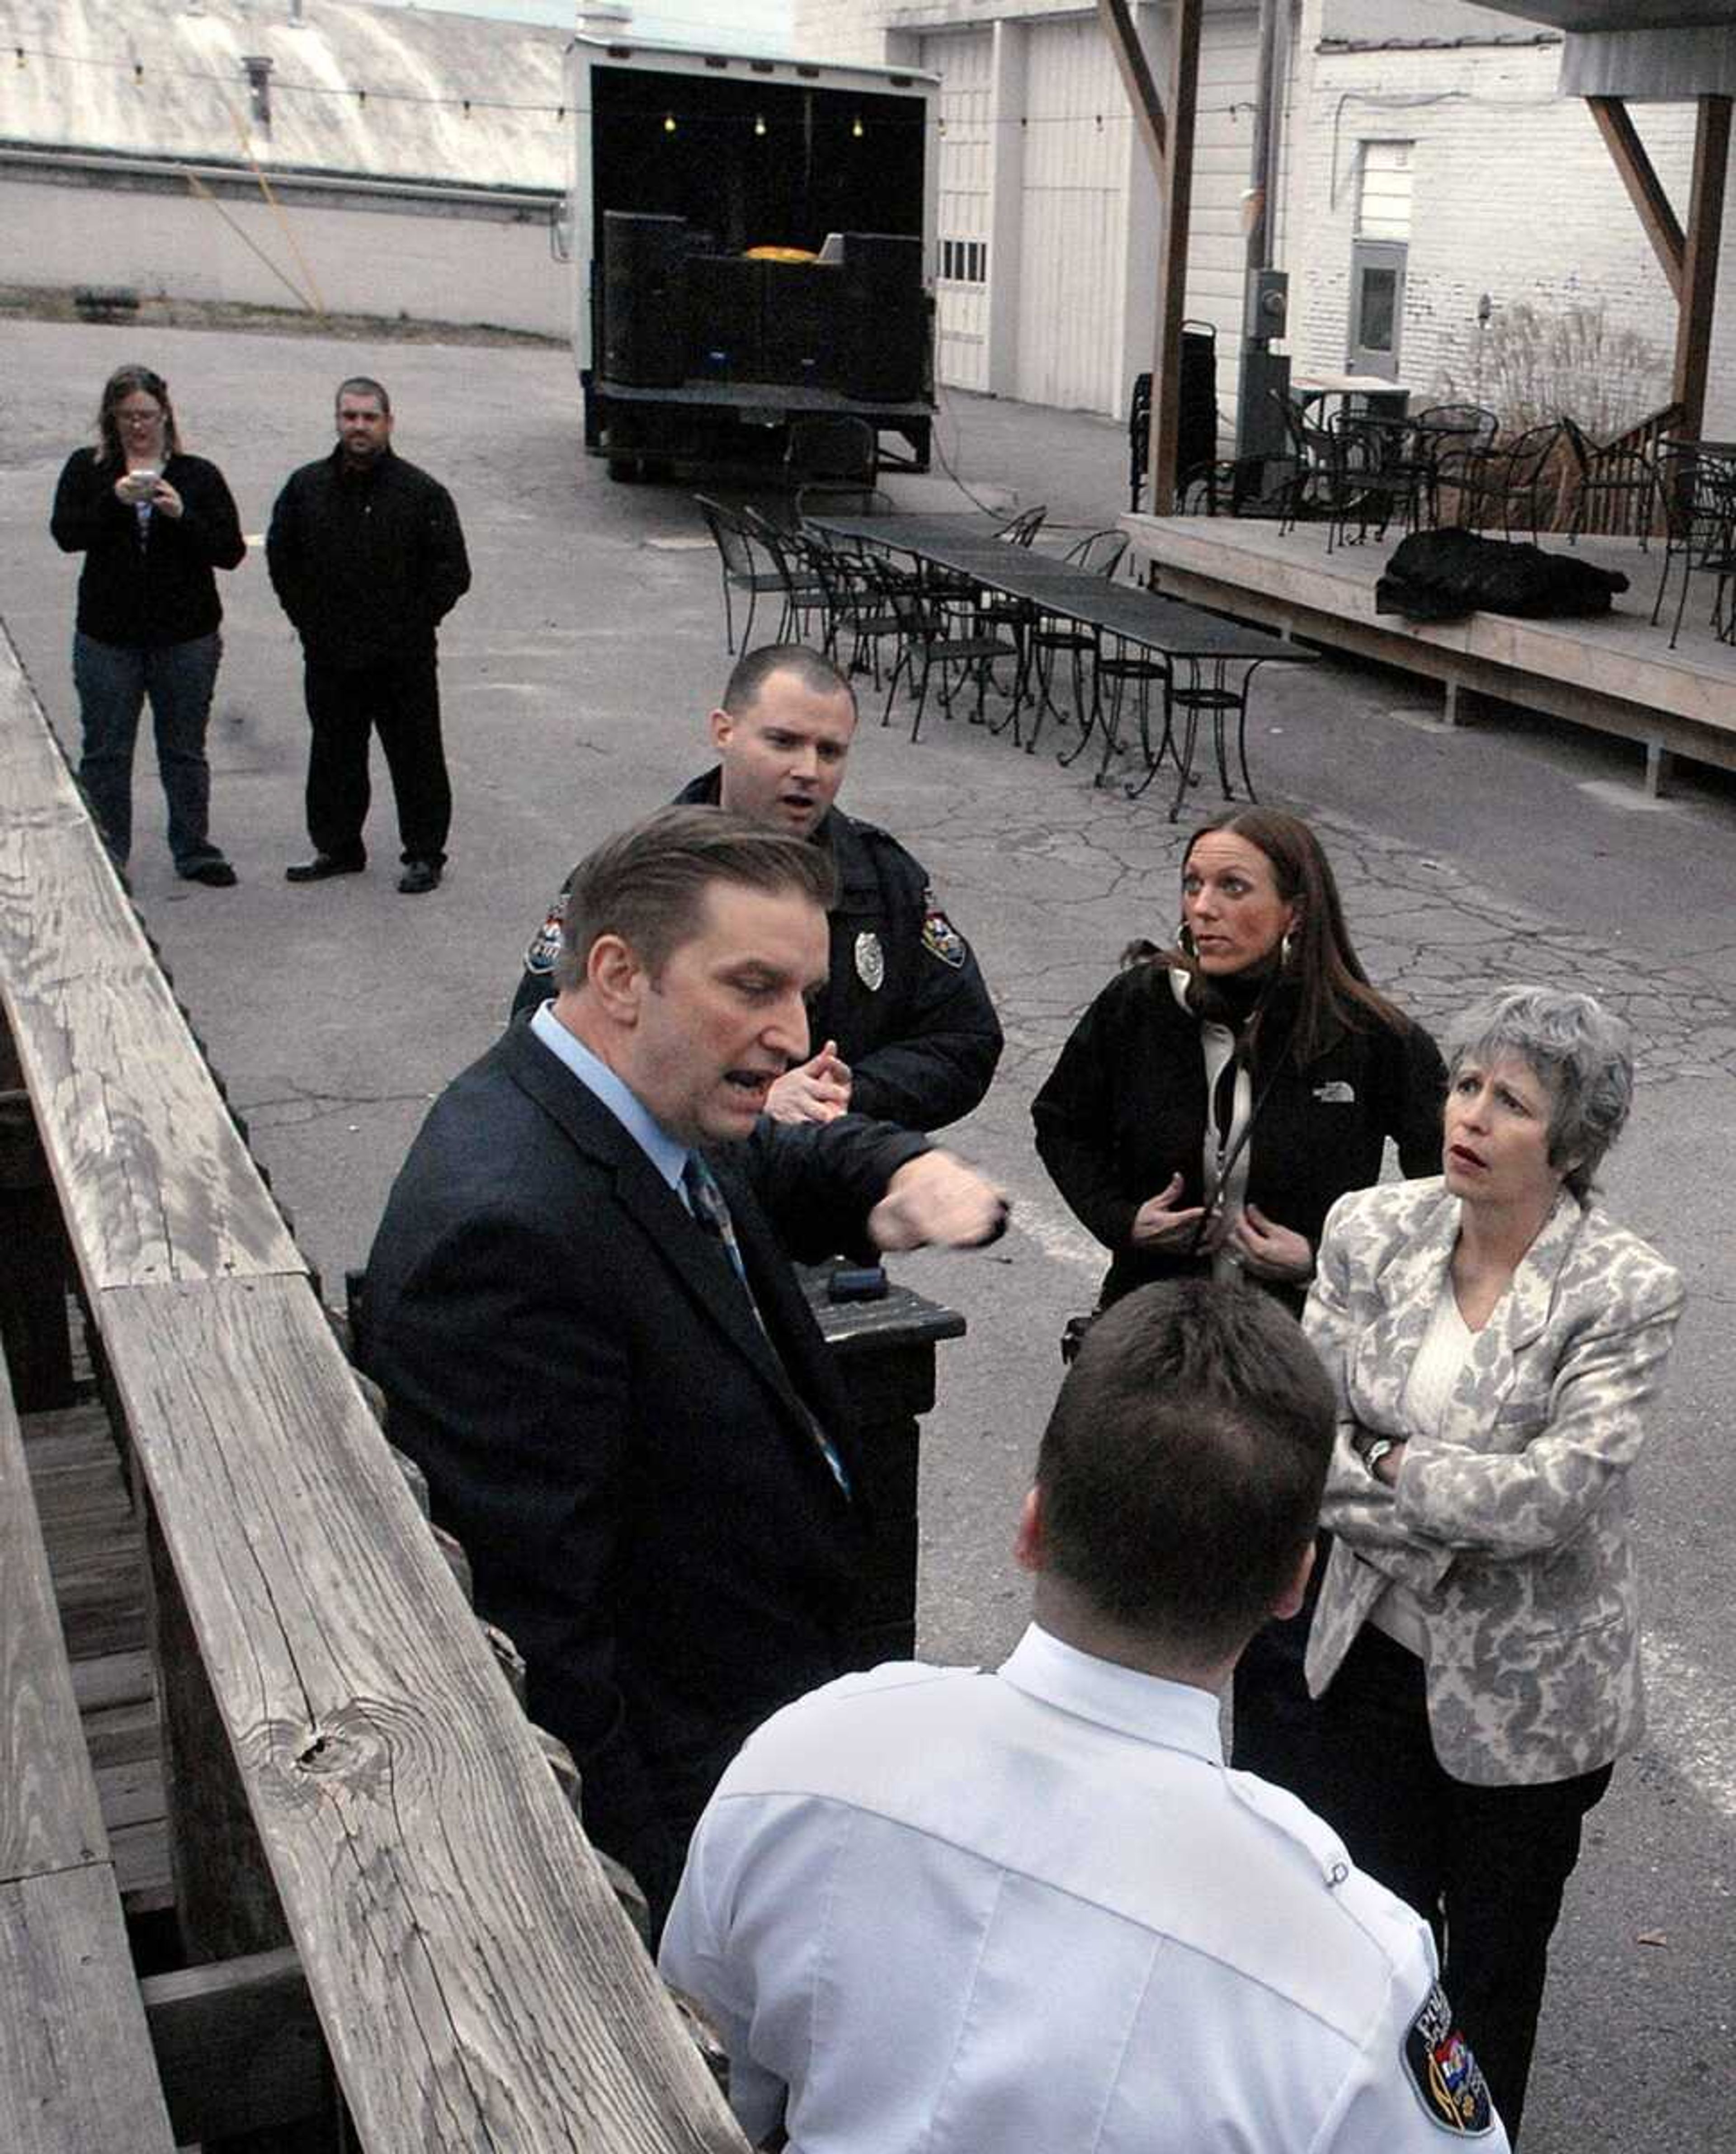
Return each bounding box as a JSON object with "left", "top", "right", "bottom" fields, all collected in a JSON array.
[{"left": 1121, "top": 514, "right": 1736, "bottom": 793}]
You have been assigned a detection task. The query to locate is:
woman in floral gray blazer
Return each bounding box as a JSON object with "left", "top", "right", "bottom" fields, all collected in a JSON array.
[{"left": 1263, "top": 986, "right": 1683, "bottom": 2142}]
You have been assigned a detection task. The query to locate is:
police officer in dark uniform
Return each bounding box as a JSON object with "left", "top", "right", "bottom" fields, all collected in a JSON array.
[{"left": 511, "top": 646, "right": 1001, "bottom": 1131}]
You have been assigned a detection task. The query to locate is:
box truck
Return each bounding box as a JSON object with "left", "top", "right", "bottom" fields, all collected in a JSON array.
[{"left": 566, "top": 33, "right": 939, "bottom": 480}]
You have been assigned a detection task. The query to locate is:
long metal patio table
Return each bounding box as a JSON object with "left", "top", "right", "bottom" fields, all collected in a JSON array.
[{"left": 807, "top": 512, "right": 1313, "bottom": 818}]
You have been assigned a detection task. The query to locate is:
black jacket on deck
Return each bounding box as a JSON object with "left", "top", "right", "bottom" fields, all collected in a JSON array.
[
  {"left": 512, "top": 768, "right": 1004, "bottom": 1132},
  {"left": 51, "top": 449, "right": 245, "bottom": 648},
  {"left": 1033, "top": 962, "right": 1447, "bottom": 1312},
  {"left": 265, "top": 444, "right": 470, "bottom": 669},
  {"left": 361, "top": 1017, "right": 929, "bottom": 1924}
]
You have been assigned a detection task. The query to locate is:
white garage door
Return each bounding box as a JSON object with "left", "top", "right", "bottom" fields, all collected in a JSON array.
[
  {"left": 920, "top": 28, "right": 994, "bottom": 393},
  {"left": 1015, "top": 16, "right": 1128, "bottom": 415}
]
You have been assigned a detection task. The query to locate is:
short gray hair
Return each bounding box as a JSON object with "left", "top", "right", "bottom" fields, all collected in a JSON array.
[{"left": 1443, "top": 986, "right": 1633, "bottom": 1201}]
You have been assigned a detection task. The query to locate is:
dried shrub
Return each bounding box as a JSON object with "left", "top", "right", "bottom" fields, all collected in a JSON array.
[{"left": 1436, "top": 301, "right": 1669, "bottom": 445}]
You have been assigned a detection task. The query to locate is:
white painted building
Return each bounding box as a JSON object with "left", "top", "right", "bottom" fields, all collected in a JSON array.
[
  {"left": 793, "top": 0, "right": 1272, "bottom": 429},
  {"left": 2, "top": 0, "right": 573, "bottom": 334},
  {"left": 795, "top": 0, "right": 1735, "bottom": 441}
]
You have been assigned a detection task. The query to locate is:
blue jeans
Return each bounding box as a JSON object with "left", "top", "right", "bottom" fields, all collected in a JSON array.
[{"left": 72, "top": 631, "right": 226, "bottom": 871}]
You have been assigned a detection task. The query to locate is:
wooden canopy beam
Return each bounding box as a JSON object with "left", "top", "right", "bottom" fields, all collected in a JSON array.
[
  {"left": 1588, "top": 96, "right": 1685, "bottom": 301},
  {"left": 1673, "top": 95, "right": 1731, "bottom": 443},
  {"left": 1097, "top": 0, "right": 1167, "bottom": 173},
  {"left": 1100, "top": 0, "right": 1202, "bottom": 515}
]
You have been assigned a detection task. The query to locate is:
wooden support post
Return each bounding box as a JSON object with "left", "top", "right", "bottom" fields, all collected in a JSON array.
[
  {"left": 141, "top": 1948, "right": 327, "bottom": 2149},
  {"left": 1150, "top": 0, "right": 1202, "bottom": 515},
  {"left": 141, "top": 1479, "right": 340, "bottom": 2153},
  {"left": 1673, "top": 96, "right": 1731, "bottom": 445},
  {"left": 1099, "top": 0, "right": 1202, "bottom": 516}
]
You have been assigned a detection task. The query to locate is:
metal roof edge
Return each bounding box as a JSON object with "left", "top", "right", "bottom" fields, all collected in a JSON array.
[
  {"left": 1317, "top": 33, "right": 1562, "bottom": 52},
  {"left": 565, "top": 29, "right": 939, "bottom": 88}
]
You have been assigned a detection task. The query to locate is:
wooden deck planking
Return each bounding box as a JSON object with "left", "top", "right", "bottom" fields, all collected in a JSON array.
[
  {"left": 1122, "top": 514, "right": 1736, "bottom": 775},
  {"left": 101, "top": 1271, "right": 748, "bottom": 2152},
  {"left": 0, "top": 1348, "right": 177, "bottom": 2154},
  {"left": 0, "top": 1868, "right": 177, "bottom": 2154}
]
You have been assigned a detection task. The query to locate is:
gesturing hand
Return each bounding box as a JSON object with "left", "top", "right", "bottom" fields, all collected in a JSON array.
[
  {"left": 1223, "top": 1204, "right": 1313, "bottom": 1284},
  {"left": 869, "top": 1151, "right": 1009, "bottom": 1252},
  {"left": 764, "top": 1041, "right": 853, "bottom": 1125},
  {"left": 1130, "top": 1173, "right": 1209, "bottom": 1253}
]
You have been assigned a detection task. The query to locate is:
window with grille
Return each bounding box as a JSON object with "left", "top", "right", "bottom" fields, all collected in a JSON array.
[
  {"left": 1357, "top": 141, "right": 1414, "bottom": 242},
  {"left": 940, "top": 239, "right": 987, "bottom": 285}
]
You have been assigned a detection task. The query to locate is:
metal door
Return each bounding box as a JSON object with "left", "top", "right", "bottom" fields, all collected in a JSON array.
[
  {"left": 921, "top": 30, "right": 994, "bottom": 393},
  {"left": 1348, "top": 240, "right": 1406, "bottom": 381},
  {"left": 1015, "top": 16, "right": 1126, "bottom": 415}
]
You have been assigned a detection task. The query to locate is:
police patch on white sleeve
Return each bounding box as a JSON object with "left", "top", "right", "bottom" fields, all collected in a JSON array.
[{"left": 1403, "top": 1983, "right": 1495, "bottom": 2135}]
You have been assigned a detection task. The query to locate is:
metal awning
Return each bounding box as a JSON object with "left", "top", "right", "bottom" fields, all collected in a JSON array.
[{"left": 1467, "top": 2, "right": 1736, "bottom": 24}]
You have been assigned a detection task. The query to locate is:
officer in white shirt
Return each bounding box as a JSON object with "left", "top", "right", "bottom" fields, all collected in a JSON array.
[{"left": 660, "top": 1278, "right": 1509, "bottom": 2154}]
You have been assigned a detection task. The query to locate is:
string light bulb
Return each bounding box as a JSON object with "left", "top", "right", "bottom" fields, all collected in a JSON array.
[
  {"left": 663, "top": 112, "right": 676, "bottom": 133},
  {"left": 754, "top": 113, "right": 766, "bottom": 136},
  {"left": 852, "top": 115, "right": 863, "bottom": 138}
]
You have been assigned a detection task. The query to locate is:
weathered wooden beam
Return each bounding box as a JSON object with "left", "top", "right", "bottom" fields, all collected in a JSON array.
[
  {"left": 1149, "top": 0, "right": 1203, "bottom": 516},
  {"left": 1587, "top": 96, "right": 1685, "bottom": 301},
  {"left": 0, "top": 1869, "right": 178, "bottom": 2154},
  {"left": 0, "top": 622, "right": 302, "bottom": 1294},
  {"left": 140, "top": 1475, "right": 292, "bottom": 1967},
  {"left": 1095, "top": 0, "right": 1166, "bottom": 171},
  {"left": 101, "top": 1271, "right": 749, "bottom": 2152},
  {"left": 1673, "top": 95, "right": 1732, "bottom": 443}
]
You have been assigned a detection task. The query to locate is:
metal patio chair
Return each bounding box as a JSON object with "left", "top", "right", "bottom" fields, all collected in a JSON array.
[
  {"left": 1434, "top": 420, "right": 1566, "bottom": 542},
  {"left": 868, "top": 552, "right": 1019, "bottom": 744},
  {"left": 694, "top": 494, "right": 784, "bottom": 655}
]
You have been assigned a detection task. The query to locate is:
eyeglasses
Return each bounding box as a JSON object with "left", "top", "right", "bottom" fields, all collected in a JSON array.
[{"left": 118, "top": 409, "right": 164, "bottom": 426}]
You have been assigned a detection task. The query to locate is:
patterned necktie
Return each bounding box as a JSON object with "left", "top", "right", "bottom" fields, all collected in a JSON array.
[{"left": 682, "top": 1154, "right": 851, "bottom": 1496}]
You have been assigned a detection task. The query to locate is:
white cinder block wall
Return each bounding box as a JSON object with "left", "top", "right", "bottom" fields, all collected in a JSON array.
[{"left": 1285, "top": 3, "right": 1703, "bottom": 430}]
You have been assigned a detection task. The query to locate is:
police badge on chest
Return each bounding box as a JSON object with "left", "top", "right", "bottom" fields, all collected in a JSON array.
[{"left": 855, "top": 931, "right": 885, "bottom": 991}]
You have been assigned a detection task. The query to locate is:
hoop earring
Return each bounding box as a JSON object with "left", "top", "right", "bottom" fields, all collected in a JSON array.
[{"left": 1280, "top": 928, "right": 1295, "bottom": 968}]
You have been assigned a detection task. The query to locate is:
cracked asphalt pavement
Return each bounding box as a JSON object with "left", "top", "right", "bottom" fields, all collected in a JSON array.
[{"left": 2, "top": 320, "right": 1731, "bottom": 2149}]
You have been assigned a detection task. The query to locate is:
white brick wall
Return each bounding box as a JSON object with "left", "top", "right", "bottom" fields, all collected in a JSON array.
[
  {"left": 801, "top": 0, "right": 1736, "bottom": 437},
  {"left": 1284, "top": 5, "right": 1706, "bottom": 434}
]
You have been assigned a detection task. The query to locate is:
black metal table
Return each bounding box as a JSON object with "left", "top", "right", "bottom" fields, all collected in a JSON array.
[{"left": 817, "top": 520, "right": 1312, "bottom": 818}]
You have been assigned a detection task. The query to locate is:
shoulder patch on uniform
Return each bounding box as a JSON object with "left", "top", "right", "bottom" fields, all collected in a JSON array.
[
  {"left": 920, "top": 889, "right": 968, "bottom": 970},
  {"left": 523, "top": 895, "right": 566, "bottom": 978},
  {"left": 1403, "top": 1984, "right": 1495, "bottom": 2136}
]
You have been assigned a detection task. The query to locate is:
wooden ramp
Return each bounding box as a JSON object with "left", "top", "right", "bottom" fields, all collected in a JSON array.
[{"left": 1122, "top": 513, "right": 1736, "bottom": 793}]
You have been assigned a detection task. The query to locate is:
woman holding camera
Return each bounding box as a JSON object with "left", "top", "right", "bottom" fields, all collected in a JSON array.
[
  {"left": 1032, "top": 806, "right": 1445, "bottom": 1317},
  {"left": 1271, "top": 986, "right": 1682, "bottom": 2139},
  {"left": 51, "top": 365, "right": 245, "bottom": 885}
]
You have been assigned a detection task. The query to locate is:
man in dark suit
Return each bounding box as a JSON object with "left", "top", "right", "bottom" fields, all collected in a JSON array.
[{"left": 363, "top": 806, "right": 1006, "bottom": 1928}]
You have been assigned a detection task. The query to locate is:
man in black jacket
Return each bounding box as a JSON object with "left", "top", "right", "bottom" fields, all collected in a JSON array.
[
  {"left": 511, "top": 645, "right": 1004, "bottom": 1131},
  {"left": 267, "top": 377, "right": 471, "bottom": 894},
  {"left": 364, "top": 806, "right": 1007, "bottom": 1928}
]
